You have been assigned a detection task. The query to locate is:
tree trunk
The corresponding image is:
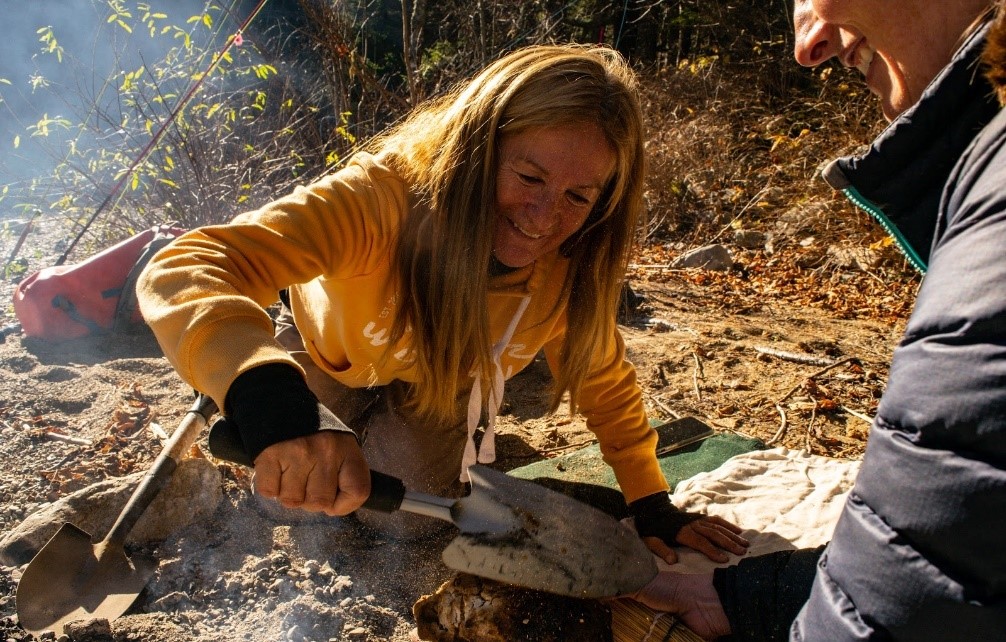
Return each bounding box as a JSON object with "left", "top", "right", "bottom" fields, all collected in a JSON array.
[{"left": 401, "top": 0, "right": 427, "bottom": 105}]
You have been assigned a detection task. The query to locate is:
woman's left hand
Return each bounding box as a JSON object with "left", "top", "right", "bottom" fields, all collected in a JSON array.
[
  {"left": 630, "top": 492, "right": 749, "bottom": 564},
  {"left": 641, "top": 514, "right": 749, "bottom": 564}
]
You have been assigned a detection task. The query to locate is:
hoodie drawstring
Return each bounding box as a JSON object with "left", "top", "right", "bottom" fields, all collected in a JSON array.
[{"left": 459, "top": 295, "right": 531, "bottom": 483}]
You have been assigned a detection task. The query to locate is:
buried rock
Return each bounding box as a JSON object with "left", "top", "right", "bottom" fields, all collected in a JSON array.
[
  {"left": 0, "top": 457, "right": 222, "bottom": 566},
  {"left": 412, "top": 573, "right": 612, "bottom": 642},
  {"left": 62, "top": 617, "right": 112, "bottom": 641}
]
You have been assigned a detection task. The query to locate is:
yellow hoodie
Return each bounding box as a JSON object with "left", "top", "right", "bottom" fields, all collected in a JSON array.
[{"left": 138, "top": 152, "right": 667, "bottom": 502}]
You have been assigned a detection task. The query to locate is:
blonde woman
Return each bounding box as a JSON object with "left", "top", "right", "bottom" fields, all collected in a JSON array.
[{"left": 138, "top": 44, "right": 748, "bottom": 561}]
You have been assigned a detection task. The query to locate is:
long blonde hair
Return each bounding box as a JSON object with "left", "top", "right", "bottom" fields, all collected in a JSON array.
[
  {"left": 984, "top": 0, "right": 1006, "bottom": 104},
  {"left": 369, "top": 44, "right": 646, "bottom": 422}
]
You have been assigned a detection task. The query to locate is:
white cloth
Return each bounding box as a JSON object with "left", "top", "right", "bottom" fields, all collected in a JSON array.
[
  {"left": 460, "top": 296, "right": 531, "bottom": 483},
  {"left": 663, "top": 447, "right": 861, "bottom": 574}
]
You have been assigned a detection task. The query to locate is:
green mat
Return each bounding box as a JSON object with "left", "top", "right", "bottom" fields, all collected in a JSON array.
[{"left": 509, "top": 418, "right": 764, "bottom": 493}]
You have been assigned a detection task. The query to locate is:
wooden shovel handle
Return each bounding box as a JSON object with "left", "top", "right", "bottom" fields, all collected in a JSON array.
[{"left": 104, "top": 394, "right": 217, "bottom": 547}]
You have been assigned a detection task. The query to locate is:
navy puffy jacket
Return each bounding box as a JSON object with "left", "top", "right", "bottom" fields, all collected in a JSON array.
[
  {"left": 714, "top": 20, "right": 1006, "bottom": 641},
  {"left": 796, "top": 21, "right": 1006, "bottom": 641}
]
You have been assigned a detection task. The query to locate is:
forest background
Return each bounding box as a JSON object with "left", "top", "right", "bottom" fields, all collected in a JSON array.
[{"left": 2, "top": 0, "right": 905, "bottom": 276}]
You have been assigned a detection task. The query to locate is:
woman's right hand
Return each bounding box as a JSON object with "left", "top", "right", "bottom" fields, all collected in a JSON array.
[
  {"left": 627, "top": 570, "right": 731, "bottom": 640},
  {"left": 223, "top": 362, "right": 370, "bottom": 515},
  {"left": 252, "top": 430, "right": 371, "bottom": 516}
]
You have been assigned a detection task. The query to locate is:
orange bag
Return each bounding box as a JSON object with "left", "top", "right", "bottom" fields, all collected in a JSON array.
[{"left": 13, "top": 224, "right": 186, "bottom": 340}]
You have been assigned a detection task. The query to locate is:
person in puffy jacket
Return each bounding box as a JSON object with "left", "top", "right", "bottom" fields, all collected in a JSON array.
[
  {"left": 630, "top": 0, "right": 1006, "bottom": 639},
  {"left": 138, "top": 44, "right": 749, "bottom": 560}
]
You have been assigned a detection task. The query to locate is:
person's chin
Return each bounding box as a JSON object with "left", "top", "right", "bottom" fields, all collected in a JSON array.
[
  {"left": 880, "top": 93, "right": 913, "bottom": 121},
  {"left": 495, "top": 255, "right": 532, "bottom": 269},
  {"left": 873, "top": 75, "right": 913, "bottom": 121},
  {"left": 493, "top": 247, "right": 536, "bottom": 269}
]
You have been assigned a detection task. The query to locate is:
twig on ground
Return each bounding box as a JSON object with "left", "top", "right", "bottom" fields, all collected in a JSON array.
[
  {"left": 706, "top": 183, "right": 774, "bottom": 245},
  {"left": 148, "top": 421, "right": 169, "bottom": 440},
  {"left": 628, "top": 263, "right": 680, "bottom": 270},
  {"left": 647, "top": 395, "right": 683, "bottom": 420},
  {"left": 714, "top": 423, "right": 760, "bottom": 441},
  {"left": 692, "top": 351, "right": 704, "bottom": 402},
  {"left": 804, "top": 400, "right": 819, "bottom": 452},
  {"left": 768, "top": 357, "right": 859, "bottom": 446},
  {"left": 777, "top": 357, "right": 860, "bottom": 404},
  {"left": 539, "top": 438, "right": 598, "bottom": 454},
  {"left": 5, "top": 209, "right": 39, "bottom": 265},
  {"left": 43, "top": 431, "right": 91, "bottom": 446},
  {"left": 841, "top": 405, "right": 875, "bottom": 425},
  {"left": 754, "top": 345, "right": 836, "bottom": 367},
  {"left": 766, "top": 402, "right": 788, "bottom": 445}
]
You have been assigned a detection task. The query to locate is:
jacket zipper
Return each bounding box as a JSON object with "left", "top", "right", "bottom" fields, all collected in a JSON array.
[{"left": 842, "top": 185, "right": 927, "bottom": 274}]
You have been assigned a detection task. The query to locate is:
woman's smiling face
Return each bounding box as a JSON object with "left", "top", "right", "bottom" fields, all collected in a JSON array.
[
  {"left": 492, "top": 122, "right": 616, "bottom": 268},
  {"left": 792, "top": 0, "right": 985, "bottom": 120}
]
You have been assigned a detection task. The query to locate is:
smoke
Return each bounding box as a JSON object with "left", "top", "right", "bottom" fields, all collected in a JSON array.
[
  {"left": 3, "top": 3, "right": 95, "bottom": 199},
  {"left": 0, "top": 0, "right": 238, "bottom": 218}
]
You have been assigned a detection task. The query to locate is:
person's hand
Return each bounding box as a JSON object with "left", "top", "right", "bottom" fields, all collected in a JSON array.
[
  {"left": 224, "top": 362, "right": 369, "bottom": 516},
  {"left": 630, "top": 492, "right": 749, "bottom": 564},
  {"left": 626, "top": 570, "right": 731, "bottom": 640},
  {"left": 676, "top": 515, "right": 749, "bottom": 562},
  {"left": 253, "top": 430, "right": 370, "bottom": 516}
]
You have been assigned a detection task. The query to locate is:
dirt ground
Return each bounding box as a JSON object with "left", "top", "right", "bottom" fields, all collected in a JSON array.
[{"left": 0, "top": 215, "right": 909, "bottom": 642}]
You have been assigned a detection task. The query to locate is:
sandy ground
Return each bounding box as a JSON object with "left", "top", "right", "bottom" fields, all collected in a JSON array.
[{"left": 0, "top": 215, "right": 905, "bottom": 641}]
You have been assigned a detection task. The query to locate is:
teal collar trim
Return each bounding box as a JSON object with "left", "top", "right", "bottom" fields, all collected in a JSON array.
[{"left": 842, "top": 186, "right": 927, "bottom": 274}]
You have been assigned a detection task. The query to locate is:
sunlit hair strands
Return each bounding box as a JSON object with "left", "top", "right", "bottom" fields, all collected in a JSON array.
[
  {"left": 368, "top": 44, "right": 647, "bottom": 423},
  {"left": 984, "top": 0, "right": 1006, "bottom": 103}
]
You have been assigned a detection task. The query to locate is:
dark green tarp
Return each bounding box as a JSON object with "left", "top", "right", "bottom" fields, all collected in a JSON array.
[{"left": 507, "top": 418, "right": 765, "bottom": 516}]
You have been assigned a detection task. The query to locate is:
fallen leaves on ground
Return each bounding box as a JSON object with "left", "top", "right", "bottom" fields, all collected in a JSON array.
[{"left": 629, "top": 244, "right": 918, "bottom": 326}]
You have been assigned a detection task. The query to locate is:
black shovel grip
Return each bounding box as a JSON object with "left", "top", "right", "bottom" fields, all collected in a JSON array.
[
  {"left": 364, "top": 470, "right": 406, "bottom": 513},
  {"left": 207, "top": 417, "right": 406, "bottom": 513}
]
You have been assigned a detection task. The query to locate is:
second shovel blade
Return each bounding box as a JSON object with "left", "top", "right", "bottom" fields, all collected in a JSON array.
[
  {"left": 16, "top": 523, "right": 157, "bottom": 636},
  {"left": 441, "top": 465, "right": 657, "bottom": 598}
]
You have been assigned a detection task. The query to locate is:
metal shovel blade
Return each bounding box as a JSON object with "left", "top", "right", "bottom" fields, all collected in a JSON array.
[
  {"left": 441, "top": 465, "right": 658, "bottom": 598},
  {"left": 15, "top": 394, "right": 216, "bottom": 636},
  {"left": 15, "top": 523, "right": 157, "bottom": 635}
]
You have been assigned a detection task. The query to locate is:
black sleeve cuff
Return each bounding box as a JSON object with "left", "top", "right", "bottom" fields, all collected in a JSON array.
[
  {"left": 628, "top": 491, "right": 703, "bottom": 545},
  {"left": 713, "top": 545, "right": 826, "bottom": 642},
  {"left": 224, "top": 363, "right": 321, "bottom": 461}
]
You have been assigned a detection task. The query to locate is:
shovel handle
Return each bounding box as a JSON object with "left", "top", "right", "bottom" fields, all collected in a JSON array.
[
  {"left": 105, "top": 393, "right": 217, "bottom": 546},
  {"left": 207, "top": 416, "right": 407, "bottom": 513},
  {"left": 365, "top": 471, "right": 407, "bottom": 513}
]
